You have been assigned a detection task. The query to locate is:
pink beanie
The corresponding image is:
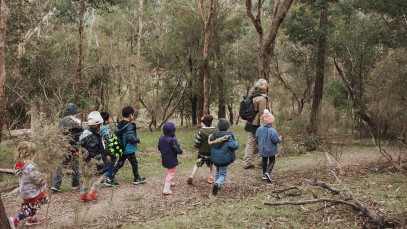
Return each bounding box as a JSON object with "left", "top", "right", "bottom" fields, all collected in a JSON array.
[{"left": 263, "top": 109, "right": 275, "bottom": 124}]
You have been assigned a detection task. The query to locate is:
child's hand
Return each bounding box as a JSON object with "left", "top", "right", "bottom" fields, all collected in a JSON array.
[{"left": 221, "top": 135, "right": 229, "bottom": 142}]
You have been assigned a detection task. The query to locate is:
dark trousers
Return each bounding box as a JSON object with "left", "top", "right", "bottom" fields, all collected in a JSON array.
[
  {"left": 52, "top": 154, "right": 80, "bottom": 189},
  {"left": 109, "top": 153, "right": 139, "bottom": 179},
  {"left": 262, "top": 156, "right": 276, "bottom": 174}
]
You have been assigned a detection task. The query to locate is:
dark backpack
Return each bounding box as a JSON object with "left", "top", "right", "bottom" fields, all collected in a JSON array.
[{"left": 239, "top": 96, "right": 257, "bottom": 121}]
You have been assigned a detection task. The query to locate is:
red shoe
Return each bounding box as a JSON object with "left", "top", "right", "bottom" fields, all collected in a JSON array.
[
  {"left": 9, "top": 216, "right": 18, "bottom": 229},
  {"left": 187, "top": 175, "right": 194, "bottom": 185},
  {"left": 207, "top": 177, "right": 215, "bottom": 184},
  {"left": 87, "top": 188, "right": 97, "bottom": 201},
  {"left": 26, "top": 217, "right": 43, "bottom": 226},
  {"left": 79, "top": 189, "right": 91, "bottom": 202}
]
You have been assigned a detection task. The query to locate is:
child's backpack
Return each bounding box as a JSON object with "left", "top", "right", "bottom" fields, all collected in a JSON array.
[
  {"left": 108, "top": 134, "right": 125, "bottom": 157},
  {"left": 239, "top": 96, "right": 257, "bottom": 121}
]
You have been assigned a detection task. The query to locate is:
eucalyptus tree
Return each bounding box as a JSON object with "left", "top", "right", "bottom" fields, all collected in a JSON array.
[
  {"left": 245, "top": 0, "right": 293, "bottom": 81},
  {"left": 0, "top": 0, "right": 8, "bottom": 141}
]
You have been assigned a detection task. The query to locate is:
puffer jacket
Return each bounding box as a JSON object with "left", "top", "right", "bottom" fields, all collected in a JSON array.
[
  {"left": 255, "top": 124, "right": 282, "bottom": 157},
  {"left": 158, "top": 122, "right": 183, "bottom": 168},
  {"left": 15, "top": 162, "right": 46, "bottom": 203},
  {"left": 209, "top": 131, "right": 239, "bottom": 167},
  {"left": 115, "top": 120, "right": 138, "bottom": 154},
  {"left": 80, "top": 129, "right": 105, "bottom": 163}
]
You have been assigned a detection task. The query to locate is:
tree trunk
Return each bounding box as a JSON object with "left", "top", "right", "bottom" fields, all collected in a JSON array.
[
  {"left": 227, "top": 104, "right": 234, "bottom": 126},
  {"left": 246, "top": 0, "right": 293, "bottom": 81},
  {"left": 191, "top": 94, "right": 198, "bottom": 126},
  {"left": 310, "top": 7, "right": 328, "bottom": 134},
  {"left": 0, "top": 0, "right": 8, "bottom": 142},
  {"left": 199, "top": 0, "right": 215, "bottom": 116},
  {"left": 217, "top": 71, "right": 226, "bottom": 118},
  {"left": 0, "top": 194, "right": 11, "bottom": 229},
  {"left": 135, "top": 0, "right": 143, "bottom": 66},
  {"left": 75, "top": 0, "right": 86, "bottom": 106}
]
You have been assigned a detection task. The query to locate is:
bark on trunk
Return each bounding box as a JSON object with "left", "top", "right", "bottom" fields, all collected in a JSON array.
[
  {"left": 75, "top": 0, "right": 86, "bottom": 106},
  {"left": 0, "top": 0, "right": 8, "bottom": 142},
  {"left": 135, "top": 0, "right": 143, "bottom": 66},
  {"left": 310, "top": 7, "right": 328, "bottom": 134},
  {"left": 199, "top": 0, "right": 215, "bottom": 116},
  {"left": 217, "top": 72, "right": 226, "bottom": 119},
  {"left": 246, "top": 0, "right": 293, "bottom": 81},
  {"left": 0, "top": 194, "right": 11, "bottom": 229}
]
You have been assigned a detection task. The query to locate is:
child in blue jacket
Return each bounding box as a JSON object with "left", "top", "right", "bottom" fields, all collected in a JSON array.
[
  {"left": 255, "top": 109, "right": 282, "bottom": 182},
  {"left": 208, "top": 118, "right": 239, "bottom": 195},
  {"left": 158, "top": 122, "right": 183, "bottom": 195}
]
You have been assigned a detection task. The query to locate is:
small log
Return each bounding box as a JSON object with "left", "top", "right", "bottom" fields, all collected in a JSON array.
[
  {"left": 271, "top": 186, "right": 300, "bottom": 194},
  {"left": 0, "top": 169, "right": 14, "bottom": 175},
  {"left": 264, "top": 198, "right": 357, "bottom": 207},
  {"left": 0, "top": 185, "right": 18, "bottom": 193}
]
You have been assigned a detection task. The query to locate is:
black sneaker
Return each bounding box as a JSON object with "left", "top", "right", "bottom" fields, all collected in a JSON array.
[
  {"left": 212, "top": 183, "right": 219, "bottom": 195},
  {"left": 133, "top": 176, "right": 146, "bottom": 185},
  {"left": 105, "top": 178, "right": 119, "bottom": 187}
]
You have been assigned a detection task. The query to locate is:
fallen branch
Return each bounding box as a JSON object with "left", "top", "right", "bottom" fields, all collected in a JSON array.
[
  {"left": 264, "top": 198, "right": 356, "bottom": 207},
  {"left": 0, "top": 184, "right": 18, "bottom": 193},
  {"left": 271, "top": 186, "right": 300, "bottom": 194},
  {"left": 308, "top": 179, "right": 390, "bottom": 227},
  {"left": 0, "top": 169, "right": 15, "bottom": 174}
]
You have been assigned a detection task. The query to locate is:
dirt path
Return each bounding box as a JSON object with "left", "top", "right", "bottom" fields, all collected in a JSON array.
[{"left": 3, "top": 148, "right": 389, "bottom": 228}]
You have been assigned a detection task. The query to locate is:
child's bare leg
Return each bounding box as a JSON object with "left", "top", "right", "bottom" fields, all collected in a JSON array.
[
  {"left": 207, "top": 164, "right": 216, "bottom": 184},
  {"left": 188, "top": 165, "right": 199, "bottom": 184}
]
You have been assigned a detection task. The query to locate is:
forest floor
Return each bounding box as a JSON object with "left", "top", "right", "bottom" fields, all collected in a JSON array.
[{"left": 3, "top": 143, "right": 407, "bottom": 228}]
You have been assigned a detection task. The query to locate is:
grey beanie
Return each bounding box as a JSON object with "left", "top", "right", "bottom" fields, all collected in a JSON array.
[
  {"left": 64, "top": 103, "right": 80, "bottom": 116},
  {"left": 217, "top": 118, "right": 230, "bottom": 131}
]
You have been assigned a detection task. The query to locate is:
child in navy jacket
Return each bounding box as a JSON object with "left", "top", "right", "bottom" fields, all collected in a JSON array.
[{"left": 158, "top": 122, "right": 183, "bottom": 195}]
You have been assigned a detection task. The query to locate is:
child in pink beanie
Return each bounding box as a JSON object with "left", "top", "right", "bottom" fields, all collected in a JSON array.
[{"left": 255, "top": 109, "right": 282, "bottom": 182}]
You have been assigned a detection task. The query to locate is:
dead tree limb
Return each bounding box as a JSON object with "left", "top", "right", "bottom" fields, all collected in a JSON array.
[
  {"left": 264, "top": 198, "right": 357, "bottom": 207},
  {"left": 0, "top": 184, "right": 18, "bottom": 193},
  {"left": 271, "top": 186, "right": 300, "bottom": 194},
  {"left": 307, "top": 179, "right": 390, "bottom": 227},
  {"left": 0, "top": 169, "right": 14, "bottom": 174}
]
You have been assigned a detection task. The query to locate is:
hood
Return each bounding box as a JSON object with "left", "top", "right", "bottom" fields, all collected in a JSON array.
[
  {"left": 211, "top": 131, "right": 232, "bottom": 148},
  {"left": 116, "top": 120, "right": 132, "bottom": 135},
  {"left": 15, "top": 162, "right": 26, "bottom": 176},
  {"left": 79, "top": 129, "right": 93, "bottom": 141},
  {"left": 163, "top": 122, "right": 176, "bottom": 137},
  {"left": 201, "top": 126, "right": 216, "bottom": 137}
]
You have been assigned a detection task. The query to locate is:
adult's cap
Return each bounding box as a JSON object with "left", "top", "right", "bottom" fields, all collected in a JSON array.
[{"left": 64, "top": 103, "right": 80, "bottom": 116}]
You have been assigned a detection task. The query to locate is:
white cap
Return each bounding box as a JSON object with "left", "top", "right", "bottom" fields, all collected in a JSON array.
[{"left": 88, "top": 111, "right": 103, "bottom": 126}]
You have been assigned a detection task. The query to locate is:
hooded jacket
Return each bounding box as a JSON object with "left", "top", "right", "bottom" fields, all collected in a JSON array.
[
  {"left": 80, "top": 129, "right": 105, "bottom": 163},
  {"left": 158, "top": 122, "right": 183, "bottom": 168},
  {"left": 15, "top": 162, "right": 46, "bottom": 203},
  {"left": 194, "top": 126, "right": 217, "bottom": 156},
  {"left": 255, "top": 124, "right": 281, "bottom": 157},
  {"left": 209, "top": 131, "right": 239, "bottom": 167},
  {"left": 115, "top": 120, "right": 138, "bottom": 154}
]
